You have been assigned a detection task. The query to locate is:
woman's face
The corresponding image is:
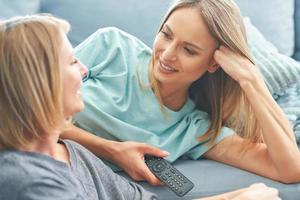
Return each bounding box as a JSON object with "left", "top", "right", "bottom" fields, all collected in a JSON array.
[
  {"left": 153, "top": 7, "right": 218, "bottom": 88},
  {"left": 60, "top": 33, "right": 87, "bottom": 117}
]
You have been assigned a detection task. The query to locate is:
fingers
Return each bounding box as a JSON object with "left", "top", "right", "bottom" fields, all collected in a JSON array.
[
  {"left": 140, "top": 143, "right": 170, "bottom": 158},
  {"left": 139, "top": 163, "right": 163, "bottom": 186},
  {"left": 241, "top": 183, "right": 280, "bottom": 200},
  {"left": 120, "top": 142, "right": 168, "bottom": 185},
  {"left": 129, "top": 159, "right": 163, "bottom": 186}
]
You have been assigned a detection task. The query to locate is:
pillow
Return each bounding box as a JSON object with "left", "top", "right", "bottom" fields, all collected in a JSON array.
[
  {"left": 235, "top": 0, "right": 295, "bottom": 56},
  {"left": 244, "top": 18, "right": 300, "bottom": 98},
  {"left": 245, "top": 18, "right": 300, "bottom": 143},
  {"left": 275, "top": 84, "right": 300, "bottom": 143},
  {"left": 294, "top": 0, "right": 300, "bottom": 60}
]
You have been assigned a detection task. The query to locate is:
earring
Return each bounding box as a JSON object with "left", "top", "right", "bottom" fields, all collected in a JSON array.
[{"left": 208, "top": 64, "right": 219, "bottom": 73}]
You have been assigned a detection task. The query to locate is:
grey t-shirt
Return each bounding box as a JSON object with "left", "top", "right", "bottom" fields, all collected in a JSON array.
[{"left": 0, "top": 140, "right": 157, "bottom": 200}]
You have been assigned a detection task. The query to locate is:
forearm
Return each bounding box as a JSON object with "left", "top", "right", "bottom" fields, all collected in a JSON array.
[
  {"left": 240, "top": 76, "right": 300, "bottom": 177},
  {"left": 197, "top": 187, "right": 246, "bottom": 200},
  {"left": 241, "top": 76, "right": 296, "bottom": 143},
  {"left": 61, "top": 124, "right": 120, "bottom": 161}
]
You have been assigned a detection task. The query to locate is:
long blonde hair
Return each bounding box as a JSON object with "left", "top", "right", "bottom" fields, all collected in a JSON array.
[
  {"left": 0, "top": 15, "right": 70, "bottom": 149},
  {"left": 149, "top": 0, "right": 262, "bottom": 144}
]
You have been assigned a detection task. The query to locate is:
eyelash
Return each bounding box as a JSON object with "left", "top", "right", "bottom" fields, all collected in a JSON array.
[
  {"left": 161, "top": 29, "right": 197, "bottom": 56},
  {"left": 71, "top": 58, "right": 78, "bottom": 65},
  {"left": 161, "top": 30, "right": 172, "bottom": 40},
  {"left": 184, "top": 47, "right": 196, "bottom": 55}
]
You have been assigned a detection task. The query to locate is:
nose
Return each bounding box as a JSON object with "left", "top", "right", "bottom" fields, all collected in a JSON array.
[
  {"left": 161, "top": 42, "right": 177, "bottom": 62},
  {"left": 78, "top": 60, "right": 88, "bottom": 78}
]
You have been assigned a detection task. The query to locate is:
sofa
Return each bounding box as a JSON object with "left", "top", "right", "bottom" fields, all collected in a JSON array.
[{"left": 1, "top": 0, "right": 300, "bottom": 199}]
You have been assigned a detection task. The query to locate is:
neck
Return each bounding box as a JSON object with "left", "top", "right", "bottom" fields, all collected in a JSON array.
[
  {"left": 158, "top": 83, "right": 189, "bottom": 111},
  {"left": 18, "top": 131, "right": 69, "bottom": 164}
]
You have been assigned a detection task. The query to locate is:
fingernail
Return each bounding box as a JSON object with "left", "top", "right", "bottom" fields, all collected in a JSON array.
[{"left": 162, "top": 151, "right": 170, "bottom": 155}]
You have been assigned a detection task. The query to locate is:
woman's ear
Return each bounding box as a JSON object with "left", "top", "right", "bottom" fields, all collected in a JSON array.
[{"left": 207, "top": 63, "right": 219, "bottom": 73}]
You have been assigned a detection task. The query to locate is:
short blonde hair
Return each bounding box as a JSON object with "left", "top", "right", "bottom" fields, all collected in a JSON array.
[{"left": 0, "top": 14, "right": 70, "bottom": 149}]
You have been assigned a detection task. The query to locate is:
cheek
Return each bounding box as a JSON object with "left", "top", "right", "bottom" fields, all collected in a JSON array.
[
  {"left": 183, "top": 58, "right": 209, "bottom": 80},
  {"left": 153, "top": 35, "right": 164, "bottom": 55},
  {"left": 62, "top": 69, "right": 83, "bottom": 115}
]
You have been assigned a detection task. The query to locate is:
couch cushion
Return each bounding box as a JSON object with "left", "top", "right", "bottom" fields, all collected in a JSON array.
[
  {"left": 245, "top": 18, "right": 300, "bottom": 97},
  {"left": 294, "top": 0, "right": 300, "bottom": 60},
  {"left": 276, "top": 84, "right": 300, "bottom": 143},
  {"left": 118, "top": 159, "right": 300, "bottom": 199},
  {"left": 235, "top": 0, "right": 295, "bottom": 56},
  {"left": 0, "top": 0, "right": 40, "bottom": 18},
  {"left": 41, "top": 0, "right": 170, "bottom": 47}
]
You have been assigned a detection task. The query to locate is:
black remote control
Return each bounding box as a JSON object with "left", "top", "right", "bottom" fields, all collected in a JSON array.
[{"left": 144, "top": 155, "right": 194, "bottom": 197}]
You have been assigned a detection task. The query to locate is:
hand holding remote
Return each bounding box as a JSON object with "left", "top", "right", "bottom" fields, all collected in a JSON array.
[{"left": 144, "top": 155, "right": 194, "bottom": 197}]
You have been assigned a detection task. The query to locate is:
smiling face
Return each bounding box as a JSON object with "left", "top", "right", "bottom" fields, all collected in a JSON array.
[
  {"left": 153, "top": 7, "right": 219, "bottom": 90},
  {"left": 60, "top": 33, "right": 87, "bottom": 117}
]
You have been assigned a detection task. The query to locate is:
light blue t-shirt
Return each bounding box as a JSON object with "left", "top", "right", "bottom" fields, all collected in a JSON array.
[{"left": 73, "top": 27, "right": 234, "bottom": 162}]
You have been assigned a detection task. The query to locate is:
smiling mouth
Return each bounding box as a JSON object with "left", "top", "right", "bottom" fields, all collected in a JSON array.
[{"left": 159, "top": 61, "right": 177, "bottom": 72}]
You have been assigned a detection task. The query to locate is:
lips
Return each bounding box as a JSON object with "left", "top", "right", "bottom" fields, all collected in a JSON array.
[{"left": 159, "top": 61, "right": 177, "bottom": 73}]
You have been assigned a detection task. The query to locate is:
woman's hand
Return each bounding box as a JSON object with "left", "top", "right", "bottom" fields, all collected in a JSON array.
[
  {"left": 213, "top": 45, "right": 262, "bottom": 85},
  {"left": 198, "top": 183, "right": 280, "bottom": 200},
  {"left": 232, "top": 183, "right": 280, "bottom": 200},
  {"left": 111, "top": 141, "right": 169, "bottom": 186}
]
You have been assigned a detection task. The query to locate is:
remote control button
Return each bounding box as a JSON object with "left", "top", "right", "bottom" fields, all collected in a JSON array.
[
  {"left": 152, "top": 161, "right": 167, "bottom": 173},
  {"left": 161, "top": 175, "right": 167, "bottom": 181}
]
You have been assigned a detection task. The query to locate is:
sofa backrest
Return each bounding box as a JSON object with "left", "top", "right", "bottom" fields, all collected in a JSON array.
[
  {"left": 294, "top": 0, "right": 300, "bottom": 60},
  {"left": 41, "top": 0, "right": 171, "bottom": 48},
  {"left": 0, "top": 0, "right": 298, "bottom": 59},
  {"left": 40, "top": 0, "right": 296, "bottom": 56},
  {"left": 235, "top": 0, "right": 295, "bottom": 56}
]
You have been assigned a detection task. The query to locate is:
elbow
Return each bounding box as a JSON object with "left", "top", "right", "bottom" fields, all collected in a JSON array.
[{"left": 278, "top": 166, "right": 300, "bottom": 184}]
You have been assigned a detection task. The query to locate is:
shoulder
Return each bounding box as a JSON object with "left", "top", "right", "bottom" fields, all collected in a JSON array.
[
  {"left": 0, "top": 151, "right": 83, "bottom": 200},
  {"left": 16, "top": 178, "right": 84, "bottom": 200},
  {"left": 95, "top": 27, "right": 151, "bottom": 50},
  {"left": 75, "top": 27, "right": 151, "bottom": 55},
  {"left": 63, "top": 139, "right": 105, "bottom": 165}
]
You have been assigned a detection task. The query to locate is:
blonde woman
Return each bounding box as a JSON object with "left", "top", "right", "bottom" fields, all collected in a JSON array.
[
  {"left": 62, "top": 0, "right": 300, "bottom": 187},
  {"left": 0, "top": 15, "right": 158, "bottom": 199}
]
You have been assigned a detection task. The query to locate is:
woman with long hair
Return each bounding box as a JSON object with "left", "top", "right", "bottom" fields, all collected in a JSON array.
[{"left": 62, "top": 0, "right": 300, "bottom": 186}]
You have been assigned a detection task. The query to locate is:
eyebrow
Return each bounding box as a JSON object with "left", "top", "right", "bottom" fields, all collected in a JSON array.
[{"left": 163, "top": 24, "right": 205, "bottom": 51}]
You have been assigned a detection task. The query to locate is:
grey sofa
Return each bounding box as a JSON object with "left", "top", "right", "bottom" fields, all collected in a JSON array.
[{"left": 1, "top": 0, "right": 300, "bottom": 199}]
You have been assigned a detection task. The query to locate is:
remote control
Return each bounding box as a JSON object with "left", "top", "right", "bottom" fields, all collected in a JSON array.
[{"left": 144, "top": 155, "right": 194, "bottom": 197}]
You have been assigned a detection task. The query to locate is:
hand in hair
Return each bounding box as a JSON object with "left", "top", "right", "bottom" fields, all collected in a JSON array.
[{"left": 213, "top": 45, "right": 263, "bottom": 86}]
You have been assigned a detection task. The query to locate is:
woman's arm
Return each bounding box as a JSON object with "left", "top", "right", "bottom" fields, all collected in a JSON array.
[
  {"left": 207, "top": 46, "right": 300, "bottom": 183},
  {"left": 61, "top": 124, "right": 168, "bottom": 185},
  {"left": 197, "top": 183, "right": 280, "bottom": 200}
]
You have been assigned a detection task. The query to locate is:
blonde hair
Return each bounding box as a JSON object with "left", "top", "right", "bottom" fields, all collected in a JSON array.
[
  {"left": 0, "top": 14, "right": 70, "bottom": 149},
  {"left": 149, "top": 0, "right": 262, "bottom": 144}
]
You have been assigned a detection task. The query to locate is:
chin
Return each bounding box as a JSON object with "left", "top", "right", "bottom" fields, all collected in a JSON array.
[
  {"left": 65, "top": 102, "right": 84, "bottom": 117},
  {"left": 74, "top": 102, "right": 85, "bottom": 114}
]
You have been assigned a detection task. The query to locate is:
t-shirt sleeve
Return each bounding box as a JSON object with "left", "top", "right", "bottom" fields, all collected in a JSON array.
[
  {"left": 17, "top": 178, "right": 84, "bottom": 200},
  {"left": 182, "top": 110, "right": 235, "bottom": 160},
  {"left": 74, "top": 27, "right": 151, "bottom": 81}
]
